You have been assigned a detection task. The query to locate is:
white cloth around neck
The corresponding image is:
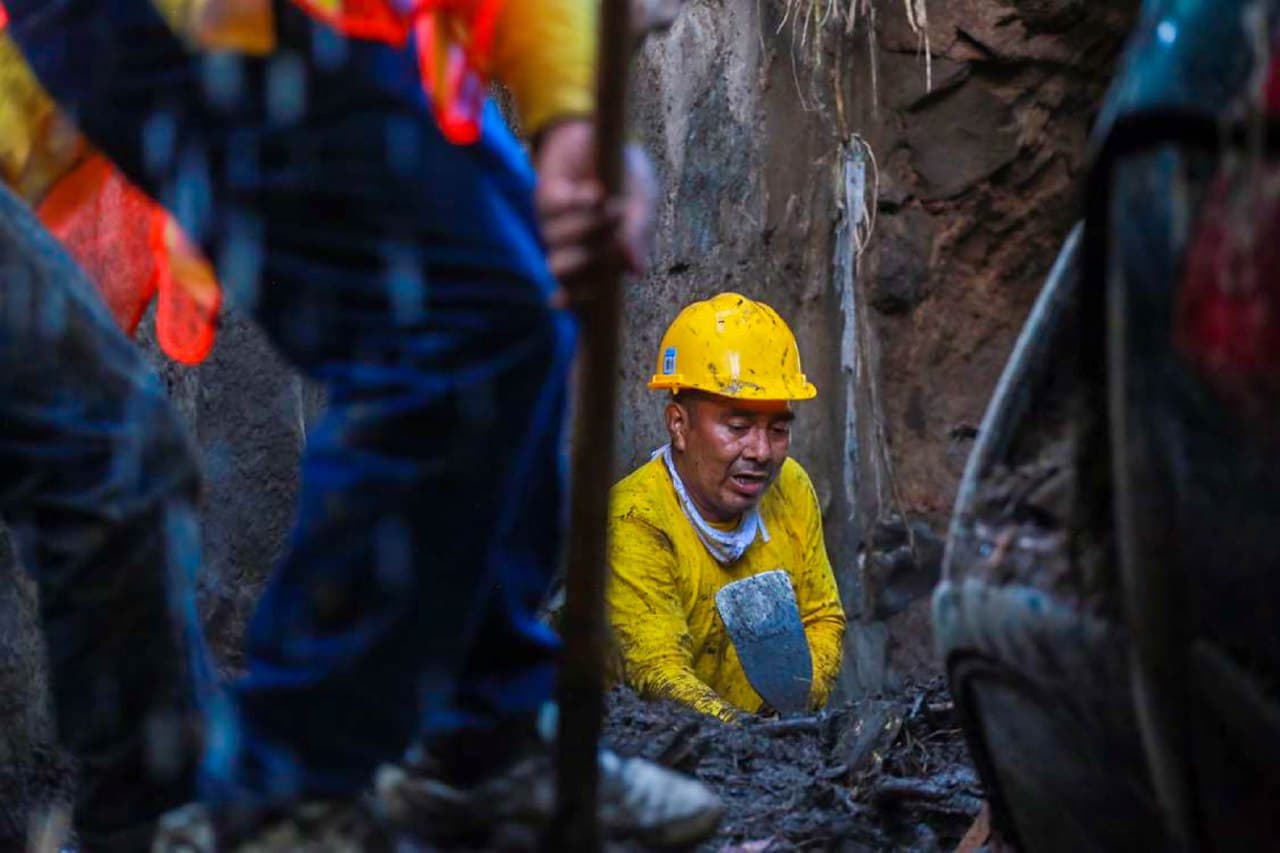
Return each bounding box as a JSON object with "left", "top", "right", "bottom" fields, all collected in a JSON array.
[{"left": 654, "top": 444, "right": 769, "bottom": 565}]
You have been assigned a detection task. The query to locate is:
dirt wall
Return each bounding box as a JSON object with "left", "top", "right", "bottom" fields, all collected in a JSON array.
[{"left": 853, "top": 0, "right": 1136, "bottom": 520}]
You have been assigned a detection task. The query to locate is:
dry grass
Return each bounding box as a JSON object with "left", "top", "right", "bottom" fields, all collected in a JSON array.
[{"left": 778, "top": 0, "right": 932, "bottom": 91}]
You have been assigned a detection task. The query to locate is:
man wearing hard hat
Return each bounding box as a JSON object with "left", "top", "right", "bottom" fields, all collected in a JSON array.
[{"left": 607, "top": 293, "right": 846, "bottom": 722}]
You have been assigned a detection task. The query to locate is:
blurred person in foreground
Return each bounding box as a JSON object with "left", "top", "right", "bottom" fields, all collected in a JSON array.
[
  {"left": 0, "top": 181, "right": 211, "bottom": 851},
  {"left": 2, "top": 0, "right": 722, "bottom": 848}
]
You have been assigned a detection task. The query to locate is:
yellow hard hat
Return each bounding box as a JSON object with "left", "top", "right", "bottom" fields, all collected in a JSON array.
[{"left": 648, "top": 292, "right": 817, "bottom": 401}]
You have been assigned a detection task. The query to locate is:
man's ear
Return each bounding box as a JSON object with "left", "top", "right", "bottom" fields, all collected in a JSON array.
[{"left": 666, "top": 399, "right": 690, "bottom": 453}]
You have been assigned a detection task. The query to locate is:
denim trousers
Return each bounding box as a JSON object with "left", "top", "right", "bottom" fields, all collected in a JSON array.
[{"left": 0, "top": 182, "right": 207, "bottom": 848}]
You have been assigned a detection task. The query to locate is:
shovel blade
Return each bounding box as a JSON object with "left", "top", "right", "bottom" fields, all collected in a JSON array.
[{"left": 715, "top": 570, "right": 813, "bottom": 714}]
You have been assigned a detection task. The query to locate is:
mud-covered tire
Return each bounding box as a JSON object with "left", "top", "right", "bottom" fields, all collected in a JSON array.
[
  {"left": 934, "top": 578, "right": 1170, "bottom": 852},
  {"left": 936, "top": 224, "right": 1170, "bottom": 851}
]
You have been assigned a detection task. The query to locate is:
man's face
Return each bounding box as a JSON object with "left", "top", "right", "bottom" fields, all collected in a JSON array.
[{"left": 667, "top": 393, "right": 794, "bottom": 523}]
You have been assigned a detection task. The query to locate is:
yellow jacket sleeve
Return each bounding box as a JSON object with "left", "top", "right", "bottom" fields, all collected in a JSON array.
[
  {"left": 607, "top": 513, "right": 741, "bottom": 723},
  {"left": 793, "top": 468, "right": 847, "bottom": 709},
  {"left": 490, "top": 0, "right": 596, "bottom": 136}
]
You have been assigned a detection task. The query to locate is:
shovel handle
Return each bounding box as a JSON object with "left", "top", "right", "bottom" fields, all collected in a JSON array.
[{"left": 552, "top": 0, "right": 632, "bottom": 850}]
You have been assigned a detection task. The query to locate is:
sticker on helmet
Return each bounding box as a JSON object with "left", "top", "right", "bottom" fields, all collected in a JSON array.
[{"left": 663, "top": 347, "right": 677, "bottom": 375}]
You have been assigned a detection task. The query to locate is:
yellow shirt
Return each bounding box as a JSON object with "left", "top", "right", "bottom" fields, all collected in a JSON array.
[
  {"left": 607, "top": 455, "right": 847, "bottom": 722},
  {"left": 0, "top": 34, "right": 84, "bottom": 204},
  {"left": 487, "top": 0, "right": 595, "bottom": 135}
]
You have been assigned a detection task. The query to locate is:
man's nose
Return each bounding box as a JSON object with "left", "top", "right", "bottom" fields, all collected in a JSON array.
[{"left": 742, "top": 425, "right": 771, "bottom": 462}]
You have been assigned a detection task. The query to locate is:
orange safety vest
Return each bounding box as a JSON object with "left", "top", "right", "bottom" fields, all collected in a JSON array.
[
  {"left": 0, "top": 2, "right": 221, "bottom": 364},
  {"left": 290, "top": 0, "right": 506, "bottom": 144},
  {"left": 36, "top": 154, "right": 222, "bottom": 364}
]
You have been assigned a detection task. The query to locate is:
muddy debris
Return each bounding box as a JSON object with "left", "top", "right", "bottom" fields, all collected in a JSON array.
[
  {"left": 603, "top": 681, "right": 979, "bottom": 852},
  {"left": 968, "top": 437, "right": 1075, "bottom": 593}
]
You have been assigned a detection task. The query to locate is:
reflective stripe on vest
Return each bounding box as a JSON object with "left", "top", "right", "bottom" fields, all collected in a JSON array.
[
  {"left": 151, "top": 210, "right": 221, "bottom": 365},
  {"left": 289, "top": 0, "right": 506, "bottom": 145},
  {"left": 289, "top": 0, "right": 410, "bottom": 43}
]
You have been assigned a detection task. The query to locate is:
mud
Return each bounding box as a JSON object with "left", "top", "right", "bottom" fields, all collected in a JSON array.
[
  {"left": 956, "top": 377, "right": 1117, "bottom": 620},
  {"left": 967, "top": 438, "right": 1075, "bottom": 595},
  {"left": 603, "top": 682, "right": 978, "bottom": 851}
]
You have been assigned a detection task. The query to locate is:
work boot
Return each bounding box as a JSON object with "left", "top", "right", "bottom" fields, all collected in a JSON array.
[
  {"left": 375, "top": 743, "right": 724, "bottom": 848},
  {"left": 150, "top": 799, "right": 391, "bottom": 852}
]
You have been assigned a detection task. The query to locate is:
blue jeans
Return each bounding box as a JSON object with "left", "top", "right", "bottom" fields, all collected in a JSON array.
[
  {"left": 0, "top": 184, "right": 209, "bottom": 848},
  {"left": 8, "top": 0, "right": 575, "bottom": 806}
]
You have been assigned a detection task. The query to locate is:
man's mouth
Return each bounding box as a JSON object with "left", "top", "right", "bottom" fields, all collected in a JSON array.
[{"left": 729, "top": 471, "right": 768, "bottom": 496}]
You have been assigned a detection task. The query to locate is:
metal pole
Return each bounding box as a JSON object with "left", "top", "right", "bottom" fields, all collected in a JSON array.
[{"left": 553, "top": 0, "right": 632, "bottom": 849}]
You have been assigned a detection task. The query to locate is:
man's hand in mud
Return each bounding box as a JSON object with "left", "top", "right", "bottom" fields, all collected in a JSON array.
[{"left": 534, "top": 119, "right": 656, "bottom": 309}]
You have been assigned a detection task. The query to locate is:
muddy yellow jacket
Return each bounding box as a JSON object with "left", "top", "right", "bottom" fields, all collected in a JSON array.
[{"left": 607, "top": 456, "right": 847, "bottom": 722}]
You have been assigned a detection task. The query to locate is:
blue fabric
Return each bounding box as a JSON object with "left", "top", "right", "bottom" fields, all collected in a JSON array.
[
  {"left": 1094, "top": 0, "right": 1270, "bottom": 138},
  {"left": 0, "top": 182, "right": 210, "bottom": 848},
  {"left": 7, "top": 0, "right": 576, "bottom": 806}
]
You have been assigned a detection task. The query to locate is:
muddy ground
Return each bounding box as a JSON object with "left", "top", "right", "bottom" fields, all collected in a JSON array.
[{"left": 603, "top": 682, "right": 980, "bottom": 852}]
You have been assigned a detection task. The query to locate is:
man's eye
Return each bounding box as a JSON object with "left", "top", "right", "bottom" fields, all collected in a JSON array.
[
  {"left": 772, "top": 423, "right": 791, "bottom": 436},
  {"left": 727, "top": 421, "right": 750, "bottom": 433}
]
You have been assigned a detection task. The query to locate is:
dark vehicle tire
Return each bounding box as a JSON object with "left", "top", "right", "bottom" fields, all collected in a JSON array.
[{"left": 936, "top": 227, "right": 1172, "bottom": 851}]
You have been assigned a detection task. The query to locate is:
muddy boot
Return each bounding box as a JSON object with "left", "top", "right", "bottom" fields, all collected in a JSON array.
[
  {"left": 375, "top": 737, "right": 723, "bottom": 848},
  {"left": 150, "top": 800, "right": 391, "bottom": 852}
]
